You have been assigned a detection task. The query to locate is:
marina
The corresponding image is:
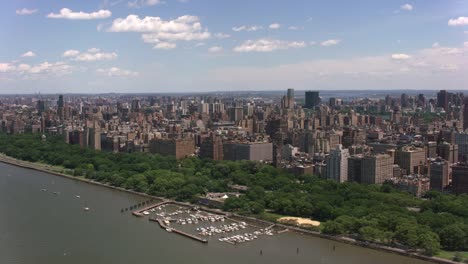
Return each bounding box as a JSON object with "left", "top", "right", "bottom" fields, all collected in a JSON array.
[{"left": 134, "top": 203, "right": 280, "bottom": 245}]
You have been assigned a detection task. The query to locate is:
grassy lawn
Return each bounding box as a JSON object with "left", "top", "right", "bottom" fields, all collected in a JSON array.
[{"left": 437, "top": 250, "right": 468, "bottom": 261}]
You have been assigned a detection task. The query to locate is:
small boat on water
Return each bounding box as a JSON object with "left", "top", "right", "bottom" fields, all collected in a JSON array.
[
  {"left": 166, "top": 228, "right": 172, "bottom": 232},
  {"left": 41, "top": 189, "right": 47, "bottom": 192},
  {"left": 83, "top": 201, "right": 90, "bottom": 211},
  {"left": 143, "top": 211, "right": 150, "bottom": 215},
  {"left": 76, "top": 195, "right": 81, "bottom": 198}
]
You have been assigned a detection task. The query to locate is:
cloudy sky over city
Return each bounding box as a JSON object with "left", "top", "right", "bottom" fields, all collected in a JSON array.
[{"left": 1, "top": 0, "right": 468, "bottom": 93}]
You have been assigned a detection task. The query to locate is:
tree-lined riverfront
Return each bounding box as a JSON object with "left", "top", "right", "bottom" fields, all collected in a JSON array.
[
  {"left": 1, "top": 133, "right": 467, "bottom": 259},
  {"left": 0, "top": 161, "right": 433, "bottom": 264}
]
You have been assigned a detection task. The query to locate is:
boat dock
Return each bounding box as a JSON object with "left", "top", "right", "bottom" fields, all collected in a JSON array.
[
  {"left": 132, "top": 201, "right": 170, "bottom": 217},
  {"left": 150, "top": 218, "right": 208, "bottom": 243}
]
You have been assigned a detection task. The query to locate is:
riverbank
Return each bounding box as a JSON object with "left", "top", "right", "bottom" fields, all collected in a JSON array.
[{"left": 0, "top": 154, "right": 459, "bottom": 264}]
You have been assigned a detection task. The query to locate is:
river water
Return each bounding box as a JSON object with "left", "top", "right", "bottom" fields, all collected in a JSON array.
[{"left": 0, "top": 162, "right": 429, "bottom": 264}]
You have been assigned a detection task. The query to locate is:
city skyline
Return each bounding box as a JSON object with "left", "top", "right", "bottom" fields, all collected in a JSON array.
[{"left": 1, "top": 0, "right": 468, "bottom": 93}]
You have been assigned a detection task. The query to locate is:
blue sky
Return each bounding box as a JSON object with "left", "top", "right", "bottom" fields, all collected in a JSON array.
[{"left": 0, "top": 0, "right": 467, "bottom": 93}]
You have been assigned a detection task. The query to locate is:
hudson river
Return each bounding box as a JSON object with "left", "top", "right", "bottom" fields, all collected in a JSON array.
[{"left": 0, "top": 162, "right": 428, "bottom": 264}]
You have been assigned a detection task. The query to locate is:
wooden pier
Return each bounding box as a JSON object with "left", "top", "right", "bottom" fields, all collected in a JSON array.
[
  {"left": 150, "top": 218, "right": 208, "bottom": 243},
  {"left": 132, "top": 201, "right": 170, "bottom": 217}
]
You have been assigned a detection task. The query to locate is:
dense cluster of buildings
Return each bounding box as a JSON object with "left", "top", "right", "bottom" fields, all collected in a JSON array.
[{"left": 1, "top": 89, "right": 467, "bottom": 196}]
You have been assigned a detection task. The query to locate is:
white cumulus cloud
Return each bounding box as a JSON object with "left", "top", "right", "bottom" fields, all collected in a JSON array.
[
  {"left": 62, "top": 49, "right": 117, "bottom": 61},
  {"left": 0, "top": 61, "right": 73, "bottom": 78},
  {"left": 47, "top": 8, "right": 111, "bottom": 20},
  {"left": 62, "top": 50, "right": 80, "bottom": 57},
  {"left": 321, "top": 39, "right": 341, "bottom": 46},
  {"left": 28, "top": 61, "right": 72, "bottom": 75},
  {"left": 16, "top": 8, "right": 38, "bottom": 15},
  {"left": 208, "top": 46, "right": 223, "bottom": 53},
  {"left": 214, "top": 33, "right": 230, "bottom": 39},
  {"left": 74, "top": 52, "right": 117, "bottom": 61},
  {"left": 448, "top": 17, "right": 468, "bottom": 26},
  {"left": 400, "top": 4, "right": 413, "bottom": 11},
  {"left": 269, "top": 23, "right": 281, "bottom": 29},
  {"left": 21, "top": 51, "right": 36, "bottom": 58},
  {"left": 154, "top": 42, "right": 177, "bottom": 49},
  {"left": 391, "top": 53, "right": 411, "bottom": 60},
  {"left": 97, "top": 67, "right": 139, "bottom": 77},
  {"left": 232, "top": 25, "right": 263, "bottom": 32},
  {"left": 17, "top": 64, "right": 31, "bottom": 72},
  {"left": 128, "top": 0, "right": 162, "bottom": 8},
  {"left": 0, "top": 63, "right": 16, "bottom": 73},
  {"left": 109, "top": 15, "right": 210, "bottom": 49},
  {"left": 87, "top": 48, "right": 101, "bottom": 53},
  {"left": 233, "top": 39, "right": 306, "bottom": 53}
]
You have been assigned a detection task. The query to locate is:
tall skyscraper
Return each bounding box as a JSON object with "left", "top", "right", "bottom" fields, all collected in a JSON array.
[
  {"left": 464, "top": 97, "right": 468, "bottom": 131},
  {"left": 455, "top": 132, "right": 468, "bottom": 162},
  {"left": 281, "top": 88, "right": 295, "bottom": 109},
  {"left": 348, "top": 155, "right": 363, "bottom": 182},
  {"left": 305, "top": 91, "right": 320, "bottom": 109},
  {"left": 429, "top": 159, "right": 449, "bottom": 191},
  {"left": 437, "top": 90, "right": 449, "bottom": 111},
  {"left": 57, "top": 94, "right": 64, "bottom": 120},
  {"left": 401, "top": 93, "right": 409, "bottom": 108},
  {"left": 131, "top": 99, "right": 140, "bottom": 112},
  {"left": 57, "top": 94, "right": 64, "bottom": 108},
  {"left": 287, "top": 88, "right": 294, "bottom": 102},
  {"left": 325, "top": 144, "right": 349, "bottom": 183},
  {"left": 452, "top": 163, "right": 468, "bottom": 194}
]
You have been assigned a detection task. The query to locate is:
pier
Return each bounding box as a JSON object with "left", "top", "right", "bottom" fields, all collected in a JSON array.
[
  {"left": 150, "top": 218, "right": 208, "bottom": 243},
  {"left": 132, "top": 201, "right": 170, "bottom": 217}
]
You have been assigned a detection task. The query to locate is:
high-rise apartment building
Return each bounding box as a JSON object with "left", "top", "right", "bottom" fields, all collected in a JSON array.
[
  {"left": 429, "top": 159, "right": 449, "bottom": 191},
  {"left": 360, "top": 154, "right": 394, "bottom": 184},
  {"left": 200, "top": 134, "right": 224, "bottom": 161},
  {"left": 455, "top": 132, "right": 468, "bottom": 162},
  {"left": 395, "top": 146, "right": 426, "bottom": 174},
  {"left": 223, "top": 142, "right": 273, "bottom": 161},
  {"left": 149, "top": 137, "right": 195, "bottom": 159},
  {"left": 437, "top": 142, "right": 459, "bottom": 164},
  {"left": 452, "top": 163, "right": 468, "bottom": 194},
  {"left": 464, "top": 97, "right": 468, "bottom": 131},
  {"left": 348, "top": 155, "right": 363, "bottom": 182},
  {"left": 325, "top": 144, "right": 349, "bottom": 183}
]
